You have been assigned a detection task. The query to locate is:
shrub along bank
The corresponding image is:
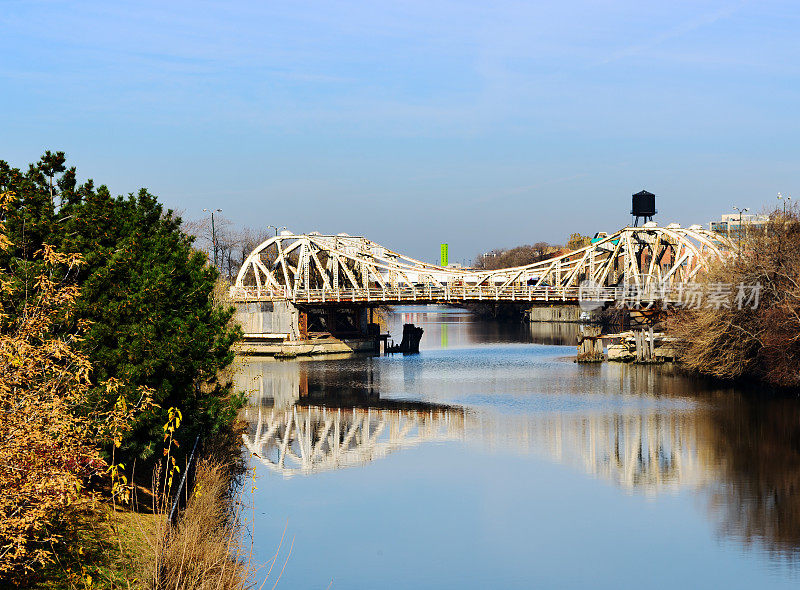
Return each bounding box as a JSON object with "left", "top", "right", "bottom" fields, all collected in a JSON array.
[
  {"left": 0, "top": 153, "right": 251, "bottom": 587},
  {"left": 671, "top": 207, "right": 800, "bottom": 390},
  {"left": 0, "top": 152, "right": 242, "bottom": 471}
]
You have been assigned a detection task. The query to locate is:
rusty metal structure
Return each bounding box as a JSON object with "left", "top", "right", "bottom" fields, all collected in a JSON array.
[{"left": 230, "top": 224, "right": 732, "bottom": 305}]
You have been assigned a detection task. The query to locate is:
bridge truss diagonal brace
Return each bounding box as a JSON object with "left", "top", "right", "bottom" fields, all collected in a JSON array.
[{"left": 230, "top": 227, "right": 733, "bottom": 304}]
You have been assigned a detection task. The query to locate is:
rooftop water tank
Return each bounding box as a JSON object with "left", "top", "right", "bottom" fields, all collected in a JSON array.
[{"left": 631, "top": 190, "right": 656, "bottom": 217}]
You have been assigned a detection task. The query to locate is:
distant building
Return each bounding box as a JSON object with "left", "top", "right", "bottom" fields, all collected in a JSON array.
[{"left": 709, "top": 213, "right": 770, "bottom": 237}]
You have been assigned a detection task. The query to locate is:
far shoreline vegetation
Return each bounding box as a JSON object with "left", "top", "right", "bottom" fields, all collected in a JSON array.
[
  {"left": 472, "top": 233, "right": 592, "bottom": 270},
  {"left": 672, "top": 207, "right": 800, "bottom": 392}
]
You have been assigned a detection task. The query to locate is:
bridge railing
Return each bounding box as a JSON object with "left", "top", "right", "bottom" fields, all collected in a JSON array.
[
  {"left": 229, "top": 281, "right": 692, "bottom": 305},
  {"left": 230, "top": 284, "right": 608, "bottom": 304}
]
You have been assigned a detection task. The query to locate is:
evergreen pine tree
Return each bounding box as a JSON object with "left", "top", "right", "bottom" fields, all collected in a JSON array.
[{"left": 0, "top": 154, "right": 242, "bottom": 467}]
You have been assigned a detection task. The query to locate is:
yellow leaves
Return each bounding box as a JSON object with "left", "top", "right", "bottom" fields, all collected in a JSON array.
[
  {"left": 163, "top": 406, "right": 183, "bottom": 445},
  {"left": 107, "top": 462, "right": 131, "bottom": 505},
  {"left": 38, "top": 243, "right": 84, "bottom": 269},
  {"left": 161, "top": 407, "right": 183, "bottom": 494},
  {"left": 0, "top": 191, "right": 16, "bottom": 255},
  {"left": 168, "top": 407, "right": 182, "bottom": 430},
  {"left": 0, "top": 219, "right": 148, "bottom": 575},
  {"left": 106, "top": 378, "right": 122, "bottom": 394}
]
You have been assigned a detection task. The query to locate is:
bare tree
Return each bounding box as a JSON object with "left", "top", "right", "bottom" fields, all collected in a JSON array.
[
  {"left": 182, "top": 214, "right": 271, "bottom": 281},
  {"left": 474, "top": 242, "right": 562, "bottom": 270}
]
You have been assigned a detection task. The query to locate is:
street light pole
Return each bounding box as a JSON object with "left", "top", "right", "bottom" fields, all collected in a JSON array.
[
  {"left": 267, "top": 225, "right": 277, "bottom": 237},
  {"left": 203, "top": 208, "right": 223, "bottom": 267},
  {"left": 732, "top": 205, "right": 749, "bottom": 255},
  {"left": 778, "top": 192, "right": 791, "bottom": 216}
]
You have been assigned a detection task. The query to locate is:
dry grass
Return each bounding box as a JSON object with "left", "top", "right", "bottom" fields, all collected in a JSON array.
[
  {"left": 139, "top": 459, "right": 265, "bottom": 590},
  {"left": 15, "top": 502, "right": 155, "bottom": 589}
]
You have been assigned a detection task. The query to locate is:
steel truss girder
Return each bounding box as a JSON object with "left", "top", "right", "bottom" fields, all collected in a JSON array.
[{"left": 231, "top": 226, "right": 732, "bottom": 304}]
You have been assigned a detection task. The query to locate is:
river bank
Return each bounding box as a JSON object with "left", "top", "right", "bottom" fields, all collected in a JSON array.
[{"left": 17, "top": 431, "right": 255, "bottom": 590}]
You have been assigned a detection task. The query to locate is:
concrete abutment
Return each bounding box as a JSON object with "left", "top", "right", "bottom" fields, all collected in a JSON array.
[{"left": 233, "top": 301, "right": 388, "bottom": 357}]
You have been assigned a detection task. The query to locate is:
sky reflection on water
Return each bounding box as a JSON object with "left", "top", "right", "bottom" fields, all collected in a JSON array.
[{"left": 234, "top": 306, "right": 800, "bottom": 589}]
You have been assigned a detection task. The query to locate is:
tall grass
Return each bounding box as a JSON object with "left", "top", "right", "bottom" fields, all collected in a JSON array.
[
  {"left": 138, "top": 450, "right": 291, "bottom": 590},
  {"left": 141, "top": 459, "right": 248, "bottom": 590}
]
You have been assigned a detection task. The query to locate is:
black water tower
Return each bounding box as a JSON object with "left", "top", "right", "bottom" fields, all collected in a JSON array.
[{"left": 631, "top": 190, "right": 656, "bottom": 226}]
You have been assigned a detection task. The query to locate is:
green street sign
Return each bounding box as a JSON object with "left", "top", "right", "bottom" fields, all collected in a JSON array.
[{"left": 440, "top": 243, "right": 449, "bottom": 267}]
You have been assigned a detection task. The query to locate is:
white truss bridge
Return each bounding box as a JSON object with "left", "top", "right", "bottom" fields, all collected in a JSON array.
[{"left": 230, "top": 223, "right": 731, "bottom": 305}]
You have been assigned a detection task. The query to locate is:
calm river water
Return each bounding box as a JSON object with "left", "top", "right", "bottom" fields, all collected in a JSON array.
[{"left": 233, "top": 306, "right": 800, "bottom": 589}]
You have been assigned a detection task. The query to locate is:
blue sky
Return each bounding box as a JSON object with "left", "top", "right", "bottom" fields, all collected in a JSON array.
[{"left": 2, "top": 0, "right": 798, "bottom": 262}]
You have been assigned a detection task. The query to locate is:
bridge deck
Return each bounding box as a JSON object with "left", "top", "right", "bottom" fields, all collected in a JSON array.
[{"left": 231, "top": 284, "right": 675, "bottom": 306}]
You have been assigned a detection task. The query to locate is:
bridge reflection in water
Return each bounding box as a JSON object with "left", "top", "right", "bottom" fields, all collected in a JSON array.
[
  {"left": 237, "top": 359, "right": 710, "bottom": 494},
  {"left": 236, "top": 355, "right": 800, "bottom": 558},
  {"left": 243, "top": 404, "right": 465, "bottom": 476},
  {"left": 243, "top": 401, "right": 706, "bottom": 494}
]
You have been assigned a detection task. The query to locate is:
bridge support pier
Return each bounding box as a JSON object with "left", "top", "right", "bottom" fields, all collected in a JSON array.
[
  {"left": 234, "top": 301, "right": 388, "bottom": 357},
  {"left": 235, "top": 301, "right": 301, "bottom": 340},
  {"left": 527, "top": 304, "right": 587, "bottom": 323}
]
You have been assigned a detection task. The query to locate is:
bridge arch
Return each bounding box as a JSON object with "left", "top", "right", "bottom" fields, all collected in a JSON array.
[{"left": 230, "top": 225, "right": 732, "bottom": 304}]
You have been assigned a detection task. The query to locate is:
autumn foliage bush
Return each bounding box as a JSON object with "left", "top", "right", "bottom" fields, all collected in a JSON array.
[
  {"left": 671, "top": 208, "right": 800, "bottom": 389},
  {"left": 0, "top": 191, "right": 148, "bottom": 578}
]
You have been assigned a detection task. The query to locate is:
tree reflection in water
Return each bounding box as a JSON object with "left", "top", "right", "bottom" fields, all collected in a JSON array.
[{"left": 706, "top": 395, "right": 800, "bottom": 558}]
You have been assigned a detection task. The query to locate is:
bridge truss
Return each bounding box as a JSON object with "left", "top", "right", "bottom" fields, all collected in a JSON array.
[{"left": 231, "top": 224, "right": 731, "bottom": 305}]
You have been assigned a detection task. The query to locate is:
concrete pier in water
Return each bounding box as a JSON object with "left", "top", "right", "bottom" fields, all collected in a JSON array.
[{"left": 233, "top": 301, "right": 386, "bottom": 357}]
